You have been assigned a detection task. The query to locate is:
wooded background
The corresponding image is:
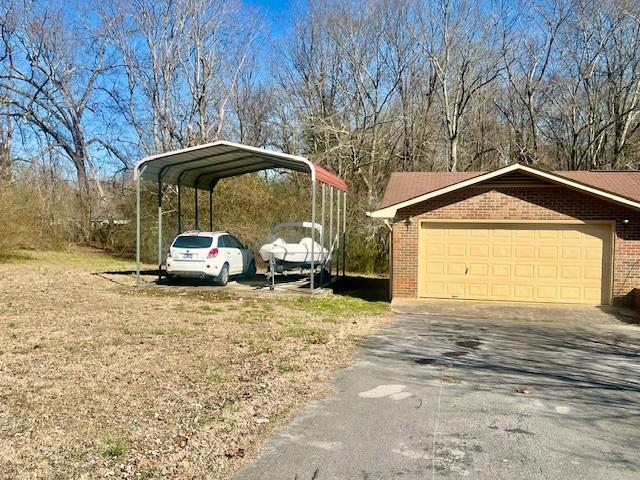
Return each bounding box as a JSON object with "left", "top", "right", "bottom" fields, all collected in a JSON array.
[{"left": 1, "top": 0, "right": 639, "bottom": 271}]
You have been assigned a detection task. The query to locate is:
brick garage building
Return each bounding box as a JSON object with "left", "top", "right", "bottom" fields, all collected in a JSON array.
[{"left": 370, "top": 164, "right": 640, "bottom": 306}]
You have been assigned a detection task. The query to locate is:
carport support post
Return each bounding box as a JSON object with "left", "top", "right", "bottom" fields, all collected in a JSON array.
[
  {"left": 310, "top": 179, "right": 316, "bottom": 291},
  {"left": 343, "top": 191, "right": 347, "bottom": 277},
  {"left": 208, "top": 180, "right": 218, "bottom": 232},
  {"left": 320, "top": 183, "right": 326, "bottom": 287},
  {"left": 177, "top": 184, "right": 182, "bottom": 234},
  {"left": 336, "top": 190, "right": 341, "bottom": 277},
  {"left": 157, "top": 176, "right": 163, "bottom": 281},
  {"left": 329, "top": 186, "right": 334, "bottom": 279},
  {"left": 209, "top": 189, "right": 213, "bottom": 232},
  {"left": 194, "top": 186, "right": 199, "bottom": 230},
  {"left": 135, "top": 167, "right": 144, "bottom": 287}
]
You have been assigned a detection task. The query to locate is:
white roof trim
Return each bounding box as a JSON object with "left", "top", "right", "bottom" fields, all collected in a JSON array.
[
  {"left": 368, "top": 163, "right": 640, "bottom": 218},
  {"left": 133, "top": 140, "right": 316, "bottom": 182}
]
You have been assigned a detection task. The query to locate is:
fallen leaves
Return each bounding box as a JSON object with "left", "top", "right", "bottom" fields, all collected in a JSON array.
[{"left": 515, "top": 386, "right": 532, "bottom": 394}]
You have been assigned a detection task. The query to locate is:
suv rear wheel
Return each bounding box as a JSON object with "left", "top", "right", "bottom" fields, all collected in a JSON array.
[{"left": 216, "top": 264, "right": 230, "bottom": 286}]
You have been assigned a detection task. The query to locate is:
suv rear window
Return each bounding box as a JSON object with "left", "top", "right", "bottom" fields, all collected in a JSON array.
[{"left": 172, "top": 235, "right": 213, "bottom": 248}]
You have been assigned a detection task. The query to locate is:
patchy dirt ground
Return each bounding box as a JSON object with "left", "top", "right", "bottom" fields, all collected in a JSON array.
[{"left": 0, "top": 249, "right": 390, "bottom": 479}]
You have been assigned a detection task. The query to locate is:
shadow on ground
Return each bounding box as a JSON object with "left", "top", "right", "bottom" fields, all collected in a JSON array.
[
  {"left": 596, "top": 306, "right": 640, "bottom": 325},
  {"left": 95, "top": 267, "right": 391, "bottom": 301},
  {"left": 332, "top": 276, "right": 389, "bottom": 302},
  {"left": 363, "top": 315, "right": 640, "bottom": 410}
]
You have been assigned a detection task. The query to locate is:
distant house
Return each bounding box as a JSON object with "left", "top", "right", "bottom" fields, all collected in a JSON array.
[
  {"left": 369, "top": 164, "right": 640, "bottom": 306},
  {"left": 91, "top": 214, "right": 129, "bottom": 229}
]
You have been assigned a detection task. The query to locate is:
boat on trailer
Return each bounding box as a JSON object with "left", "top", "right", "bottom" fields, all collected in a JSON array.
[{"left": 259, "top": 222, "right": 329, "bottom": 273}]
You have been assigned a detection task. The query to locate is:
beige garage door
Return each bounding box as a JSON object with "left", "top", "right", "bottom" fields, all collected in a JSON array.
[{"left": 419, "top": 223, "right": 612, "bottom": 305}]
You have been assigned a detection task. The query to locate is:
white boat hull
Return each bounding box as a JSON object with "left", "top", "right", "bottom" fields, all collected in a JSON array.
[{"left": 259, "top": 238, "right": 330, "bottom": 267}]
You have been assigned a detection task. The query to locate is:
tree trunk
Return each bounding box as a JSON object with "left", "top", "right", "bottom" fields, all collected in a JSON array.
[
  {"left": 0, "top": 140, "right": 9, "bottom": 181},
  {"left": 449, "top": 136, "right": 459, "bottom": 172}
]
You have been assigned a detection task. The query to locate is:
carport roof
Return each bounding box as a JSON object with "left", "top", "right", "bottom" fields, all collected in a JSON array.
[{"left": 133, "top": 140, "right": 347, "bottom": 192}]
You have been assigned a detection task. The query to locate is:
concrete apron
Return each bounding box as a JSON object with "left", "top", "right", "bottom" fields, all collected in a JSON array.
[{"left": 392, "top": 298, "right": 639, "bottom": 328}]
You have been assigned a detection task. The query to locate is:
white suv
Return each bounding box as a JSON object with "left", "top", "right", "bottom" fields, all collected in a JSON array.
[{"left": 166, "top": 231, "right": 256, "bottom": 285}]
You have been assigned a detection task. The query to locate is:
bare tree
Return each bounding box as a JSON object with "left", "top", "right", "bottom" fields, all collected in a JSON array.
[
  {"left": 0, "top": 88, "right": 11, "bottom": 179},
  {"left": 280, "top": 0, "right": 415, "bottom": 207},
  {"left": 415, "top": 0, "right": 504, "bottom": 171},
  {"left": 0, "top": 0, "right": 111, "bottom": 203},
  {"left": 499, "top": 0, "right": 571, "bottom": 163},
  {"left": 232, "top": 66, "right": 275, "bottom": 147},
  {"left": 539, "top": 0, "right": 640, "bottom": 169},
  {"left": 103, "top": 0, "right": 261, "bottom": 154},
  {"left": 603, "top": 0, "right": 640, "bottom": 168}
]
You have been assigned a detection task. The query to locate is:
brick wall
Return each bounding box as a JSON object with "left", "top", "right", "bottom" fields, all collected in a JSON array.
[{"left": 391, "top": 186, "right": 640, "bottom": 306}]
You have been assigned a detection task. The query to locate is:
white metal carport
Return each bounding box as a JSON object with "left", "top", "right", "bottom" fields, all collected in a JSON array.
[{"left": 133, "top": 141, "right": 348, "bottom": 291}]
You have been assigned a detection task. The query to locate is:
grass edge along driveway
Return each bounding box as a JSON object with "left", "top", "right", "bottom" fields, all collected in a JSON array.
[{"left": 0, "top": 248, "right": 390, "bottom": 479}]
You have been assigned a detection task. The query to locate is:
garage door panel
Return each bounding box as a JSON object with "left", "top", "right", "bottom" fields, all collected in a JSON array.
[
  {"left": 584, "top": 288, "right": 601, "bottom": 302},
  {"left": 537, "top": 285, "right": 558, "bottom": 300},
  {"left": 515, "top": 246, "right": 535, "bottom": 258},
  {"left": 491, "top": 284, "right": 512, "bottom": 298},
  {"left": 447, "top": 244, "right": 466, "bottom": 256},
  {"left": 537, "top": 246, "right": 558, "bottom": 259},
  {"left": 447, "top": 282, "right": 466, "bottom": 296},
  {"left": 492, "top": 229, "right": 512, "bottom": 238},
  {"left": 468, "top": 283, "right": 489, "bottom": 297},
  {"left": 491, "top": 245, "right": 511, "bottom": 257},
  {"left": 562, "top": 230, "right": 581, "bottom": 240},
  {"left": 561, "top": 247, "right": 581, "bottom": 259},
  {"left": 515, "top": 230, "right": 535, "bottom": 239},
  {"left": 426, "top": 245, "right": 445, "bottom": 257},
  {"left": 585, "top": 247, "right": 602, "bottom": 260},
  {"left": 560, "top": 266, "right": 581, "bottom": 280},
  {"left": 536, "top": 265, "right": 557, "bottom": 279},
  {"left": 425, "top": 262, "right": 444, "bottom": 274},
  {"left": 424, "top": 282, "right": 445, "bottom": 295},
  {"left": 469, "top": 229, "right": 490, "bottom": 237},
  {"left": 514, "top": 285, "right": 535, "bottom": 300},
  {"left": 469, "top": 244, "right": 489, "bottom": 257},
  {"left": 514, "top": 264, "right": 534, "bottom": 278},
  {"left": 584, "top": 267, "right": 602, "bottom": 280},
  {"left": 419, "top": 223, "right": 611, "bottom": 305},
  {"left": 538, "top": 230, "right": 559, "bottom": 239},
  {"left": 560, "top": 287, "right": 581, "bottom": 302},
  {"left": 492, "top": 264, "right": 511, "bottom": 276},
  {"left": 468, "top": 263, "right": 489, "bottom": 276},
  {"left": 446, "top": 263, "right": 465, "bottom": 275}
]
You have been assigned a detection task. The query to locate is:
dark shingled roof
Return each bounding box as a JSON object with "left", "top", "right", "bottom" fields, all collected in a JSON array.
[{"left": 378, "top": 170, "right": 640, "bottom": 209}]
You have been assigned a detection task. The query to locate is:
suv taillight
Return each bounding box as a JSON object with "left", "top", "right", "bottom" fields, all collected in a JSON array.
[{"left": 207, "top": 248, "right": 219, "bottom": 258}]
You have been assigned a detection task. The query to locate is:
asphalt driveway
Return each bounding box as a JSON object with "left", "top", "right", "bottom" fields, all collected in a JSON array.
[{"left": 235, "top": 313, "right": 640, "bottom": 480}]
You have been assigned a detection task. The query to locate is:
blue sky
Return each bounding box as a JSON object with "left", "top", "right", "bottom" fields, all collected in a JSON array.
[{"left": 245, "top": 0, "right": 295, "bottom": 36}]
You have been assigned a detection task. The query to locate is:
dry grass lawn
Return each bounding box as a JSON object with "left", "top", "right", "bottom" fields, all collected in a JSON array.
[{"left": 0, "top": 248, "right": 389, "bottom": 479}]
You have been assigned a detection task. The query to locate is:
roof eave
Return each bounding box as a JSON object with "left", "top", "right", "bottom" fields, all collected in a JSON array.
[{"left": 368, "top": 164, "right": 640, "bottom": 218}]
